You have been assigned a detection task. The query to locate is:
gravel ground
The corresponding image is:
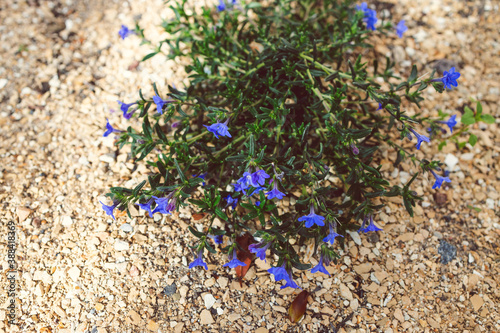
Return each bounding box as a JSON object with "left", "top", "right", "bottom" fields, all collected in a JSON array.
[{"left": 0, "top": 0, "right": 499, "bottom": 332}]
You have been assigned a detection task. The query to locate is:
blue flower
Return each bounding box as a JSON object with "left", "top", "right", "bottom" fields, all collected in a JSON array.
[
  {"left": 436, "top": 115, "right": 457, "bottom": 133},
  {"left": 323, "top": 223, "right": 344, "bottom": 245},
  {"left": 356, "top": 2, "right": 378, "bottom": 31},
  {"left": 409, "top": 128, "right": 430, "bottom": 150},
  {"left": 248, "top": 241, "right": 271, "bottom": 262},
  {"left": 430, "top": 170, "right": 451, "bottom": 189},
  {"left": 225, "top": 195, "right": 238, "bottom": 209},
  {"left": 217, "top": 0, "right": 226, "bottom": 12},
  {"left": 103, "top": 119, "right": 122, "bottom": 137},
  {"left": 189, "top": 250, "right": 208, "bottom": 270},
  {"left": 268, "top": 263, "right": 289, "bottom": 282},
  {"left": 118, "top": 25, "right": 134, "bottom": 40},
  {"left": 223, "top": 249, "right": 247, "bottom": 269},
  {"left": 251, "top": 170, "right": 270, "bottom": 186},
  {"left": 250, "top": 186, "right": 265, "bottom": 196},
  {"left": 358, "top": 215, "right": 382, "bottom": 233},
  {"left": 255, "top": 201, "right": 260, "bottom": 206},
  {"left": 234, "top": 172, "right": 254, "bottom": 194},
  {"left": 377, "top": 103, "right": 382, "bottom": 110},
  {"left": 152, "top": 196, "right": 176, "bottom": 215},
  {"left": 117, "top": 101, "right": 136, "bottom": 113},
  {"left": 209, "top": 234, "right": 223, "bottom": 245},
  {"left": 204, "top": 118, "right": 231, "bottom": 139},
  {"left": 139, "top": 198, "right": 155, "bottom": 216},
  {"left": 268, "top": 262, "right": 300, "bottom": 289},
  {"left": 432, "top": 67, "right": 461, "bottom": 89},
  {"left": 350, "top": 143, "right": 359, "bottom": 155},
  {"left": 117, "top": 101, "right": 138, "bottom": 119},
  {"left": 266, "top": 183, "right": 286, "bottom": 200},
  {"left": 153, "top": 94, "right": 170, "bottom": 115},
  {"left": 311, "top": 254, "right": 330, "bottom": 276},
  {"left": 233, "top": 182, "right": 247, "bottom": 193},
  {"left": 298, "top": 205, "right": 325, "bottom": 228},
  {"left": 396, "top": 20, "right": 408, "bottom": 38},
  {"left": 193, "top": 173, "right": 207, "bottom": 186},
  {"left": 100, "top": 200, "right": 118, "bottom": 220}
]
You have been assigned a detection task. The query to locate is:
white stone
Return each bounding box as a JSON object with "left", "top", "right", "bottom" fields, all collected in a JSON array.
[
  {"left": 460, "top": 153, "right": 474, "bottom": 161},
  {"left": 468, "top": 253, "right": 474, "bottom": 264},
  {"left": 68, "top": 267, "right": 80, "bottom": 282},
  {"left": 399, "top": 171, "right": 410, "bottom": 184},
  {"left": 120, "top": 223, "right": 133, "bottom": 233},
  {"left": 347, "top": 230, "right": 361, "bottom": 246},
  {"left": 21, "top": 87, "right": 32, "bottom": 96},
  {"left": 486, "top": 198, "right": 495, "bottom": 209},
  {"left": 78, "top": 156, "right": 89, "bottom": 166},
  {"left": 444, "top": 154, "right": 459, "bottom": 170},
  {"left": 203, "top": 294, "right": 216, "bottom": 309},
  {"left": 114, "top": 240, "right": 130, "bottom": 251},
  {"left": 99, "top": 154, "right": 115, "bottom": 164},
  {"left": 61, "top": 216, "right": 73, "bottom": 226},
  {"left": 0, "top": 78, "right": 7, "bottom": 89}
]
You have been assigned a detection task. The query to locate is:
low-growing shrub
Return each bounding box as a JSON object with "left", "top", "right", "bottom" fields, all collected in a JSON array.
[{"left": 101, "top": 0, "right": 493, "bottom": 289}]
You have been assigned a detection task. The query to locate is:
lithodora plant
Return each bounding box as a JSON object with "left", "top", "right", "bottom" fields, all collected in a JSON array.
[{"left": 100, "top": 0, "right": 486, "bottom": 289}]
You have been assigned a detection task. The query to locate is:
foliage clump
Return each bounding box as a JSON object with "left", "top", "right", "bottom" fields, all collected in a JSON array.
[{"left": 100, "top": 0, "right": 492, "bottom": 288}]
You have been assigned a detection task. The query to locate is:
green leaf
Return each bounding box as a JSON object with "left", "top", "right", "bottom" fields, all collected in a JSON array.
[
  {"left": 403, "top": 196, "right": 414, "bottom": 217},
  {"left": 188, "top": 226, "right": 204, "bottom": 238},
  {"left": 174, "top": 159, "right": 187, "bottom": 183},
  {"left": 133, "top": 180, "right": 146, "bottom": 195},
  {"left": 408, "top": 65, "right": 418, "bottom": 83},
  {"left": 249, "top": 134, "right": 255, "bottom": 156},
  {"left": 480, "top": 114, "right": 495, "bottom": 124},
  {"left": 214, "top": 207, "right": 228, "bottom": 221},
  {"left": 468, "top": 133, "right": 477, "bottom": 146},
  {"left": 476, "top": 101, "right": 482, "bottom": 116},
  {"left": 461, "top": 107, "right": 475, "bottom": 125},
  {"left": 467, "top": 205, "right": 481, "bottom": 213},
  {"left": 142, "top": 52, "right": 159, "bottom": 62}
]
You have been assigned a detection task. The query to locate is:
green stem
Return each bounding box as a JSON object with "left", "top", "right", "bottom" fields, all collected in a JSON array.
[{"left": 187, "top": 131, "right": 209, "bottom": 144}]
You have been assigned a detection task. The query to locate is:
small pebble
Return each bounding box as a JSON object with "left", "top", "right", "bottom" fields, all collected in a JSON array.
[
  {"left": 438, "top": 240, "right": 457, "bottom": 264},
  {"left": 120, "top": 223, "right": 133, "bottom": 233},
  {"left": 163, "top": 283, "right": 177, "bottom": 296},
  {"left": 203, "top": 294, "right": 216, "bottom": 309}
]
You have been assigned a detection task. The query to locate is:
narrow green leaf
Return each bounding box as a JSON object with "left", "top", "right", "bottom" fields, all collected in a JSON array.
[
  {"left": 174, "top": 158, "right": 187, "bottom": 182},
  {"left": 133, "top": 180, "right": 147, "bottom": 195},
  {"left": 188, "top": 226, "right": 205, "bottom": 238},
  {"left": 214, "top": 207, "right": 228, "bottom": 221},
  {"left": 476, "top": 101, "right": 482, "bottom": 116},
  {"left": 142, "top": 52, "right": 159, "bottom": 62},
  {"left": 249, "top": 134, "right": 255, "bottom": 156},
  {"left": 408, "top": 65, "right": 418, "bottom": 83}
]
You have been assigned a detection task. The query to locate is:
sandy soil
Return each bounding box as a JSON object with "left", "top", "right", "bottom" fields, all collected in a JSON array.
[{"left": 0, "top": 0, "right": 499, "bottom": 332}]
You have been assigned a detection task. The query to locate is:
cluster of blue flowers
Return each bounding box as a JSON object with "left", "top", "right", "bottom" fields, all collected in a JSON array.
[
  {"left": 356, "top": 2, "right": 407, "bottom": 38},
  {"left": 105, "top": 6, "right": 464, "bottom": 290},
  {"left": 356, "top": 2, "right": 378, "bottom": 31},
  {"left": 103, "top": 93, "right": 173, "bottom": 137}
]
